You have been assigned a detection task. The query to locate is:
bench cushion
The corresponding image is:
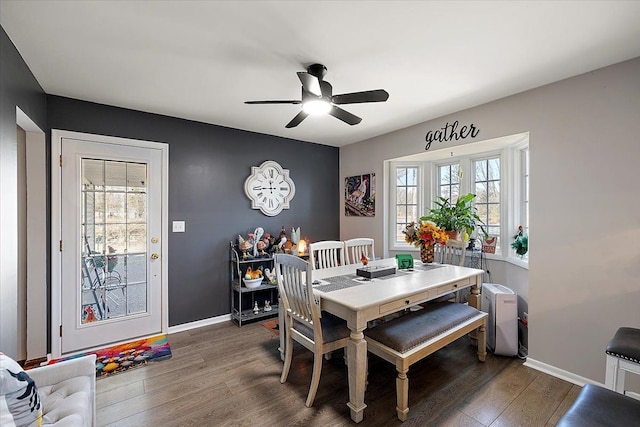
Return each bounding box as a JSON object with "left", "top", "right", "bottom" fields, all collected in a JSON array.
[
  {"left": 557, "top": 383, "right": 640, "bottom": 427},
  {"left": 606, "top": 327, "right": 640, "bottom": 364},
  {"left": 365, "top": 302, "right": 481, "bottom": 353}
]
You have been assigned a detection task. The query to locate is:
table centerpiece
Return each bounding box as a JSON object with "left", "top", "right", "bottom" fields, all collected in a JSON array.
[{"left": 403, "top": 220, "right": 449, "bottom": 263}]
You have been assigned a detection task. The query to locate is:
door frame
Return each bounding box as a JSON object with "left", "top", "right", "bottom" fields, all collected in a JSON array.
[{"left": 51, "top": 129, "right": 169, "bottom": 358}]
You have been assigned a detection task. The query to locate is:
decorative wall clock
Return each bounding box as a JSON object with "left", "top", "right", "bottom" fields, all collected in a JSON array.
[{"left": 244, "top": 160, "right": 295, "bottom": 216}]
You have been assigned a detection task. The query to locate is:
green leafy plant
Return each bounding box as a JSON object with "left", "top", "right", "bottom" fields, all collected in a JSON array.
[
  {"left": 424, "top": 193, "right": 484, "bottom": 236},
  {"left": 511, "top": 225, "right": 528, "bottom": 257}
]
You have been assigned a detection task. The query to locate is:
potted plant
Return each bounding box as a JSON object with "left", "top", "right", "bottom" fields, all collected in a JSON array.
[{"left": 424, "top": 193, "right": 484, "bottom": 240}]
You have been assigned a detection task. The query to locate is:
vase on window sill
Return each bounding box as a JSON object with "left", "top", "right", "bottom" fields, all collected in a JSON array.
[{"left": 420, "top": 244, "right": 435, "bottom": 263}]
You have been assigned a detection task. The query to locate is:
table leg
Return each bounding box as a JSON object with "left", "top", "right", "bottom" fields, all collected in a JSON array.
[
  {"left": 468, "top": 283, "right": 481, "bottom": 346},
  {"left": 346, "top": 328, "right": 367, "bottom": 423}
]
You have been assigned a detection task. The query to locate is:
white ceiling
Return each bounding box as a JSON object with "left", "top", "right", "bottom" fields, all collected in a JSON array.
[{"left": 2, "top": 1, "right": 640, "bottom": 147}]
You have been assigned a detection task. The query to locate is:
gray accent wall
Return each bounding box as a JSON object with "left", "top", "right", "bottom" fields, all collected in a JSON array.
[
  {"left": 0, "top": 26, "right": 47, "bottom": 359},
  {"left": 2, "top": 23, "right": 338, "bottom": 354},
  {"left": 47, "top": 95, "right": 339, "bottom": 327},
  {"left": 340, "top": 57, "right": 640, "bottom": 388}
]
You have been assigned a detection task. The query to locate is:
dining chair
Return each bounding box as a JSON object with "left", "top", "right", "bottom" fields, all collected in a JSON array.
[
  {"left": 344, "top": 238, "right": 375, "bottom": 265},
  {"left": 435, "top": 239, "right": 466, "bottom": 266},
  {"left": 431, "top": 239, "right": 467, "bottom": 303},
  {"left": 274, "top": 253, "right": 350, "bottom": 407},
  {"left": 308, "top": 240, "right": 345, "bottom": 269}
]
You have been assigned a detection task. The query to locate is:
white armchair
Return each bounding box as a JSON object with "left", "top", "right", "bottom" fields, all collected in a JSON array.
[{"left": 28, "top": 354, "right": 96, "bottom": 427}]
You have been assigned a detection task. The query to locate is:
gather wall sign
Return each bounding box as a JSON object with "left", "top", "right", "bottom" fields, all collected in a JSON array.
[{"left": 424, "top": 120, "right": 480, "bottom": 151}]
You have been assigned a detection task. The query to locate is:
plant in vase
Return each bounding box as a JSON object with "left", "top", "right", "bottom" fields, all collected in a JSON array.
[
  {"left": 403, "top": 220, "right": 449, "bottom": 263},
  {"left": 424, "top": 192, "right": 484, "bottom": 240}
]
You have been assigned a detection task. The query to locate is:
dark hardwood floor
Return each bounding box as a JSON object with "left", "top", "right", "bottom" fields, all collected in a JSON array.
[{"left": 96, "top": 321, "right": 579, "bottom": 426}]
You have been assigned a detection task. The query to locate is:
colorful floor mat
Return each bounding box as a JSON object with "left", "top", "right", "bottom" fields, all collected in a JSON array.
[
  {"left": 262, "top": 319, "right": 279, "bottom": 336},
  {"left": 46, "top": 334, "right": 172, "bottom": 378}
]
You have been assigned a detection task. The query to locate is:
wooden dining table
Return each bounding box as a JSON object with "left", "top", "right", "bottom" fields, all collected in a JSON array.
[{"left": 306, "top": 259, "right": 485, "bottom": 423}]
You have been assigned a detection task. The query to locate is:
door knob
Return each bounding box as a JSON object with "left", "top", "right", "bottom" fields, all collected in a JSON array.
[{"left": 151, "top": 253, "right": 159, "bottom": 260}]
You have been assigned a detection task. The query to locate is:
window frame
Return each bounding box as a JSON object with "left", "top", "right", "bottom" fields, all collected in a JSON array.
[
  {"left": 471, "top": 154, "right": 503, "bottom": 253},
  {"left": 507, "top": 143, "right": 529, "bottom": 267},
  {"left": 389, "top": 161, "right": 426, "bottom": 252}
]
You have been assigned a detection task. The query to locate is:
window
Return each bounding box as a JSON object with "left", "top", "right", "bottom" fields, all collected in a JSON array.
[
  {"left": 474, "top": 157, "right": 501, "bottom": 250},
  {"left": 394, "top": 166, "right": 419, "bottom": 243},
  {"left": 438, "top": 163, "right": 460, "bottom": 203},
  {"left": 388, "top": 133, "right": 528, "bottom": 265}
]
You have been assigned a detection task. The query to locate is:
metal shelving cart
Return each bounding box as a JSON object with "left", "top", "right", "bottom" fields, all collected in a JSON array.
[{"left": 230, "top": 242, "right": 279, "bottom": 326}]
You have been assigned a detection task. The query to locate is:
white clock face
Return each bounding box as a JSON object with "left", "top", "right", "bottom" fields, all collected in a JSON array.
[{"left": 244, "top": 161, "right": 295, "bottom": 216}]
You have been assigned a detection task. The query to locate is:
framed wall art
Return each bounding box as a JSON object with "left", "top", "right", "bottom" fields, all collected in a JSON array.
[{"left": 345, "top": 173, "right": 375, "bottom": 217}]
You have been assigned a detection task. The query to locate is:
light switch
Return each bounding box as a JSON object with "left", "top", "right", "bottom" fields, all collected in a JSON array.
[{"left": 172, "top": 221, "right": 185, "bottom": 233}]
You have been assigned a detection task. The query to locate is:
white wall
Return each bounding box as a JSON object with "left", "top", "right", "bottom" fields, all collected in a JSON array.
[
  {"left": 17, "top": 126, "right": 26, "bottom": 360},
  {"left": 340, "top": 57, "right": 640, "bottom": 386}
]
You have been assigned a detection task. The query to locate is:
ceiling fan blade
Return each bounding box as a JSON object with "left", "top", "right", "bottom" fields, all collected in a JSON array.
[
  {"left": 332, "top": 89, "right": 389, "bottom": 105},
  {"left": 297, "top": 72, "right": 322, "bottom": 97},
  {"left": 245, "top": 100, "right": 301, "bottom": 104},
  {"left": 329, "top": 106, "right": 362, "bottom": 126},
  {"left": 285, "top": 111, "right": 309, "bottom": 128}
]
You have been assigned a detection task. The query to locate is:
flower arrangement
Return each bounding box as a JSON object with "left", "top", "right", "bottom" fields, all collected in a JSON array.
[
  {"left": 511, "top": 225, "right": 528, "bottom": 257},
  {"left": 403, "top": 220, "right": 450, "bottom": 248}
]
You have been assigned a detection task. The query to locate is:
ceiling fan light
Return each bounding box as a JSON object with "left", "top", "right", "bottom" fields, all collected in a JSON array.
[{"left": 302, "top": 99, "right": 331, "bottom": 115}]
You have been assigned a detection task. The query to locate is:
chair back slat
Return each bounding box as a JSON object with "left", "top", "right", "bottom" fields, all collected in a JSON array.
[
  {"left": 309, "top": 241, "right": 345, "bottom": 270},
  {"left": 275, "top": 254, "right": 319, "bottom": 332},
  {"left": 344, "top": 238, "right": 375, "bottom": 264}
]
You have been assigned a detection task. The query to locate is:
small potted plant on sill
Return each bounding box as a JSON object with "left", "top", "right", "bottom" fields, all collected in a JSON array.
[
  {"left": 511, "top": 225, "right": 528, "bottom": 257},
  {"left": 424, "top": 193, "right": 484, "bottom": 241}
]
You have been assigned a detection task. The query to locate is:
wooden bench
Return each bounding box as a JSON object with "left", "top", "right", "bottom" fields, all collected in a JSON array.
[{"left": 364, "top": 302, "right": 487, "bottom": 421}]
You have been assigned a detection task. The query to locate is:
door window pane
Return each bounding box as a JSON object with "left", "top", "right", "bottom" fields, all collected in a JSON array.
[{"left": 81, "top": 159, "right": 148, "bottom": 323}]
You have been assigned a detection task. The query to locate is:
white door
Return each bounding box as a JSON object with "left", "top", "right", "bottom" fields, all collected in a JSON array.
[{"left": 59, "top": 135, "right": 165, "bottom": 354}]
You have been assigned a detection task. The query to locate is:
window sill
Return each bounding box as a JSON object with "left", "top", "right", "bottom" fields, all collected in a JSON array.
[
  {"left": 507, "top": 256, "right": 529, "bottom": 270},
  {"left": 390, "top": 243, "right": 419, "bottom": 253}
]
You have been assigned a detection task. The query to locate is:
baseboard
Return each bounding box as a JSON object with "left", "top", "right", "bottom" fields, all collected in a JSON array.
[
  {"left": 168, "top": 313, "right": 231, "bottom": 334},
  {"left": 525, "top": 358, "right": 640, "bottom": 401},
  {"left": 627, "top": 391, "right": 640, "bottom": 400},
  {"left": 524, "top": 357, "right": 604, "bottom": 388}
]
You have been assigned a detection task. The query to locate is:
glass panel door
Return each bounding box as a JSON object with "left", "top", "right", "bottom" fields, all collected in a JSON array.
[{"left": 60, "top": 136, "right": 163, "bottom": 355}]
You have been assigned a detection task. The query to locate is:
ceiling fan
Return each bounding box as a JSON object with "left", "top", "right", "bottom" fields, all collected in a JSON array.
[{"left": 245, "top": 63, "right": 389, "bottom": 128}]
